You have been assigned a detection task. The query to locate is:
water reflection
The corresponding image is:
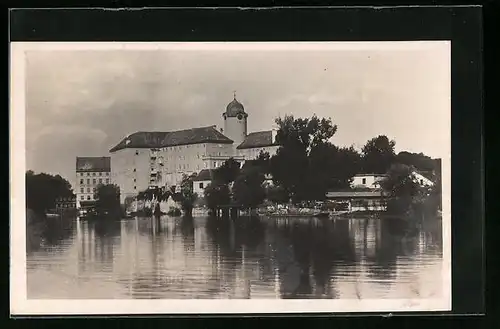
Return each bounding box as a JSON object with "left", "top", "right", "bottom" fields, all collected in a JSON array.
[{"left": 26, "top": 215, "right": 444, "bottom": 299}]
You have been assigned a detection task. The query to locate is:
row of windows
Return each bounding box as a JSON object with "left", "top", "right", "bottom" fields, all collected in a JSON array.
[
  {"left": 80, "top": 195, "right": 94, "bottom": 201},
  {"left": 79, "top": 178, "right": 110, "bottom": 185},
  {"left": 78, "top": 172, "right": 110, "bottom": 177},
  {"left": 80, "top": 187, "right": 97, "bottom": 193}
]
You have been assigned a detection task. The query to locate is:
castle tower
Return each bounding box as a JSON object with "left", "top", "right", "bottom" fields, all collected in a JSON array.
[{"left": 223, "top": 92, "right": 248, "bottom": 149}]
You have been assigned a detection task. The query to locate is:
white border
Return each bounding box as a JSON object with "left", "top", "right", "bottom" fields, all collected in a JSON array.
[{"left": 10, "top": 41, "right": 451, "bottom": 315}]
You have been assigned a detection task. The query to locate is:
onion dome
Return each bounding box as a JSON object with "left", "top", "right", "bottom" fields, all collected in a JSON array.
[{"left": 223, "top": 92, "right": 247, "bottom": 119}]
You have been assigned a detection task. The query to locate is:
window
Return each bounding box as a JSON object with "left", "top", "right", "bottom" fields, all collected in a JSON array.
[
  {"left": 134, "top": 179, "right": 136, "bottom": 183},
  {"left": 420, "top": 179, "right": 424, "bottom": 185},
  {"left": 199, "top": 182, "right": 204, "bottom": 189},
  {"left": 93, "top": 179, "right": 96, "bottom": 184},
  {"left": 133, "top": 168, "right": 136, "bottom": 172},
  {"left": 213, "top": 162, "right": 216, "bottom": 168},
  {"left": 135, "top": 151, "right": 139, "bottom": 155},
  {"left": 80, "top": 179, "right": 84, "bottom": 184},
  {"left": 134, "top": 186, "right": 136, "bottom": 190},
  {"left": 99, "top": 178, "right": 102, "bottom": 184},
  {"left": 87, "top": 187, "right": 90, "bottom": 193},
  {"left": 86, "top": 172, "right": 90, "bottom": 176},
  {"left": 99, "top": 172, "right": 102, "bottom": 176},
  {"left": 92, "top": 172, "right": 96, "bottom": 176},
  {"left": 362, "top": 178, "right": 366, "bottom": 185},
  {"left": 81, "top": 195, "right": 84, "bottom": 200},
  {"left": 106, "top": 179, "right": 110, "bottom": 184},
  {"left": 87, "top": 179, "right": 90, "bottom": 184},
  {"left": 106, "top": 172, "right": 109, "bottom": 176},
  {"left": 87, "top": 195, "right": 91, "bottom": 200},
  {"left": 80, "top": 188, "right": 84, "bottom": 193}
]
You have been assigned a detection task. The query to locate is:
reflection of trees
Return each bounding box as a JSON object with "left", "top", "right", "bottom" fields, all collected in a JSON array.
[
  {"left": 204, "top": 216, "right": 268, "bottom": 298},
  {"left": 180, "top": 216, "right": 195, "bottom": 253},
  {"left": 88, "top": 220, "right": 121, "bottom": 266},
  {"left": 27, "top": 216, "right": 77, "bottom": 253},
  {"left": 365, "top": 218, "right": 420, "bottom": 283},
  {"left": 268, "top": 219, "right": 357, "bottom": 299}
]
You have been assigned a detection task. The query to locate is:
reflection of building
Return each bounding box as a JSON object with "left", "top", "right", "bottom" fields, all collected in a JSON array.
[
  {"left": 109, "top": 95, "right": 280, "bottom": 204},
  {"left": 75, "top": 157, "right": 112, "bottom": 208}
]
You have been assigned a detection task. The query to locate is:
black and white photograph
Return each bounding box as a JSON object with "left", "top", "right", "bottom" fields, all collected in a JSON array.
[{"left": 11, "top": 41, "right": 451, "bottom": 314}]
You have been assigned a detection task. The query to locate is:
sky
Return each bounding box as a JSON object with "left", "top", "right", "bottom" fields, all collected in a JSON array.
[{"left": 22, "top": 42, "right": 450, "bottom": 189}]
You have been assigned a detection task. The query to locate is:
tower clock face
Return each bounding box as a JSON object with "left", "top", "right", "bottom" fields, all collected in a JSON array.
[{"left": 237, "top": 114, "right": 243, "bottom": 120}]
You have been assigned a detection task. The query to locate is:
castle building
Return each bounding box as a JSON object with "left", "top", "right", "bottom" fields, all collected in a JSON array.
[
  {"left": 109, "top": 96, "right": 280, "bottom": 205},
  {"left": 75, "top": 156, "right": 112, "bottom": 208}
]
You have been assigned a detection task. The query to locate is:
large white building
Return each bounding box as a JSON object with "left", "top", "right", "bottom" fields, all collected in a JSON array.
[
  {"left": 109, "top": 96, "right": 280, "bottom": 205},
  {"left": 75, "top": 156, "right": 112, "bottom": 208}
]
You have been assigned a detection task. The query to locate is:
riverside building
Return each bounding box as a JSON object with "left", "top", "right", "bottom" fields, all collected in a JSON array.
[
  {"left": 75, "top": 156, "right": 112, "bottom": 209},
  {"left": 109, "top": 95, "right": 280, "bottom": 205}
]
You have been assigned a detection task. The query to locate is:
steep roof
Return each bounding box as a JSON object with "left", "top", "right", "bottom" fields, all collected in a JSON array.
[
  {"left": 110, "top": 126, "right": 233, "bottom": 153},
  {"left": 193, "top": 169, "right": 214, "bottom": 181},
  {"left": 76, "top": 157, "right": 111, "bottom": 172},
  {"left": 237, "top": 130, "right": 278, "bottom": 150}
]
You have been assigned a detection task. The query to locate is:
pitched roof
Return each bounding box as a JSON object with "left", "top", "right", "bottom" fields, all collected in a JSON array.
[
  {"left": 354, "top": 173, "right": 388, "bottom": 177},
  {"left": 193, "top": 169, "right": 214, "bottom": 181},
  {"left": 110, "top": 126, "right": 233, "bottom": 152},
  {"left": 76, "top": 157, "right": 111, "bottom": 172},
  {"left": 237, "top": 130, "right": 278, "bottom": 149},
  {"left": 326, "top": 191, "right": 386, "bottom": 198}
]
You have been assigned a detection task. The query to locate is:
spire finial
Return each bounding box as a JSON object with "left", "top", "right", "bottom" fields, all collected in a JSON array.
[{"left": 233, "top": 90, "right": 236, "bottom": 100}]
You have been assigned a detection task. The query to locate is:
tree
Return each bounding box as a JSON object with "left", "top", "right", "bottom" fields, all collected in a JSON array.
[
  {"left": 204, "top": 182, "right": 230, "bottom": 213},
  {"left": 395, "top": 151, "right": 436, "bottom": 173},
  {"left": 254, "top": 150, "right": 271, "bottom": 174},
  {"left": 379, "top": 163, "right": 434, "bottom": 216},
  {"left": 26, "top": 171, "right": 73, "bottom": 215},
  {"left": 94, "top": 184, "right": 121, "bottom": 217},
  {"left": 361, "top": 135, "right": 396, "bottom": 174},
  {"left": 270, "top": 114, "right": 339, "bottom": 203},
  {"left": 177, "top": 174, "right": 198, "bottom": 216},
  {"left": 213, "top": 158, "right": 241, "bottom": 184},
  {"left": 232, "top": 166, "right": 266, "bottom": 209},
  {"left": 266, "top": 185, "right": 289, "bottom": 204}
]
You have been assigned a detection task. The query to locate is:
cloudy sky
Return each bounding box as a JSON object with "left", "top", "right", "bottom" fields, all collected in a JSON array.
[{"left": 22, "top": 42, "right": 450, "bottom": 188}]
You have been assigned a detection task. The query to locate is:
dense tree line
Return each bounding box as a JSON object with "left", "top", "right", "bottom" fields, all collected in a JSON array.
[
  {"left": 203, "top": 114, "right": 441, "bottom": 216},
  {"left": 25, "top": 171, "right": 74, "bottom": 216}
]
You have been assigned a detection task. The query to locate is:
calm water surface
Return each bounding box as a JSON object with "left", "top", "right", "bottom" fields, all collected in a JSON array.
[{"left": 27, "top": 215, "right": 443, "bottom": 299}]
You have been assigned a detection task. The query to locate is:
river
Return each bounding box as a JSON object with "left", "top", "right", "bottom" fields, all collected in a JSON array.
[{"left": 26, "top": 215, "right": 443, "bottom": 299}]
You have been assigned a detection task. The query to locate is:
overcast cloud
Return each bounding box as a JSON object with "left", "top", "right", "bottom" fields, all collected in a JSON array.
[{"left": 24, "top": 43, "right": 450, "bottom": 188}]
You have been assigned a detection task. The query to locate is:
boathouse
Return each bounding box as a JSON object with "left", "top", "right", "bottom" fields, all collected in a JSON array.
[{"left": 325, "top": 190, "right": 388, "bottom": 212}]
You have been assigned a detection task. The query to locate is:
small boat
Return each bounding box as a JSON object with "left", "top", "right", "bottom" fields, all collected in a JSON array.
[{"left": 46, "top": 213, "right": 61, "bottom": 219}]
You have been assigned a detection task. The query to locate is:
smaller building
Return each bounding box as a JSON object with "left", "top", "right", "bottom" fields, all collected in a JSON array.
[
  {"left": 351, "top": 173, "right": 387, "bottom": 189},
  {"left": 412, "top": 171, "right": 434, "bottom": 187},
  {"left": 325, "top": 191, "right": 388, "bottom": 212},
  {"left": 192, "top": 169, "right": 215, "bottom": 196}
]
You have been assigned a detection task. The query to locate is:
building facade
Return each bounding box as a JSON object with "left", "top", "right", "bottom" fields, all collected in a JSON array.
[
  {"left": 75, "top": 157, "right": 112, "bottom": 208},
  {"left": 109, "top": 96, "right": 280, "bottom": 205},
  {"left": 351, "top": 174, "right": 388, "bottom": 189}
]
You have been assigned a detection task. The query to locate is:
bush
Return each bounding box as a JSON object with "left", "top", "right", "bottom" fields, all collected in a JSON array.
[{"left": 167, "top": 206, "right": 182, "bottom": 217}]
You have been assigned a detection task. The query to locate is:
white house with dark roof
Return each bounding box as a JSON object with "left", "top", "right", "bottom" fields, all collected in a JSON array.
[
  {"left": 75, "top": 156, "right": 112, "bottom": 208},
  {"left": 109, "top": 95, "right": 280, "bottom": 205}
]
